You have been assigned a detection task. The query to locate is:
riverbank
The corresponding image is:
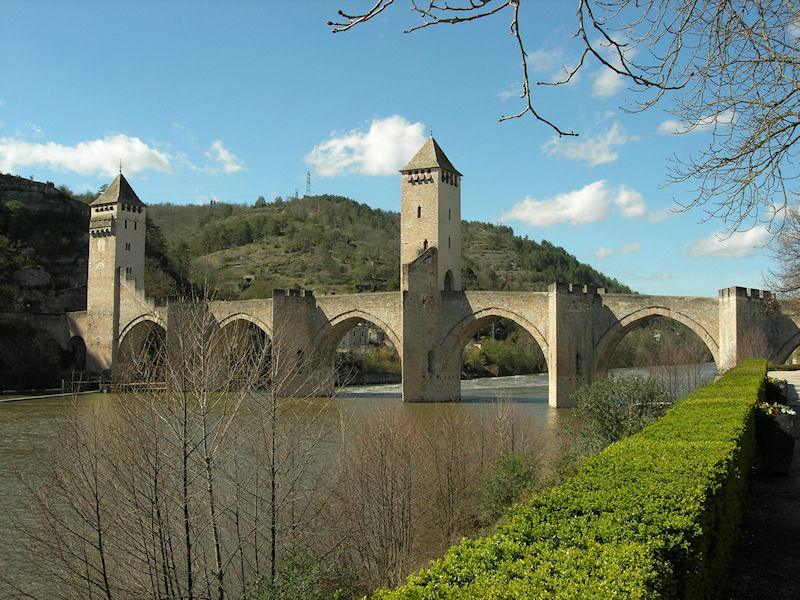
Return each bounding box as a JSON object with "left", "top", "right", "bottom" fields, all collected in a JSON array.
[
  {"left": 724, "top": 371, "right": 800, "bottom": 599},
  {"left": 0, "top": 389, "right": 101, "bottom": 403}
]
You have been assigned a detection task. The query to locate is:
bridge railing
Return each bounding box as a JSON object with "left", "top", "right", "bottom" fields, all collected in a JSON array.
[{"left": 371, "top": 359, "right": 766, "bottom": 599}]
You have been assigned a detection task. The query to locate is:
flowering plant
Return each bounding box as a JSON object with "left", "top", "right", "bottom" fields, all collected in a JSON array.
[
  {"left": 767, "top": 376, "right": 788, "bottom": 385},
  {"left": 759, "top": 402, "right": 796, "bottom": 416}
]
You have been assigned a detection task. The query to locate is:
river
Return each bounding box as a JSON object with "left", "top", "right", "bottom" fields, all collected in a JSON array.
[{"left": 0, "top": 366, "right": 715, "bottom": 597}]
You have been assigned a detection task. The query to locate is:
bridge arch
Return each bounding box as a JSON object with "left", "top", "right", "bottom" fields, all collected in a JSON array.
[
  {"left": 443, "top": 269, "right": 455, "bottom": 291},
  {"left": 439, "top": 307, "right": 549, "bottom": 381},
  {"left": 118, "top": 315, "right": 167, "bottom": 372},
  {"left": 773, "top": 330, "right": 800, "bottom": 365},
  {"left": 67, "top": 335, "right": 86, "bottom": 371},
  {"left": 311, "top": 309, "right": 401, "bottom": 357},
  {"left": 216, "top": 313, "right": 273, "bottom": 339},
  {"left": 594, "top": 306, "right": 720, "bottom": 376}
]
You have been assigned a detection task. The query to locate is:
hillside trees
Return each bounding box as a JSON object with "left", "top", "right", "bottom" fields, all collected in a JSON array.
[
  {"left": 147, "top": 196, "right": 629, "bottom": 299},
  {"left": 330, "top": 0, "right": 800, "bottom": 231}
]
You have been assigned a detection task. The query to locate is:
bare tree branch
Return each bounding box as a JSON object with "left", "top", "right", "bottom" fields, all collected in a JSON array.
[{"left": 330, "top": 0, "right": 800, "bottom": 231}]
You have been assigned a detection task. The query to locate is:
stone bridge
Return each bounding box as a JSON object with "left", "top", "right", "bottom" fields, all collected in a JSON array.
[
  {"left": 61, "top": 137, "right": 800, "bottom": 406},
  {"left": 83, "top": 250, "right": 800, "bottom": 406}
]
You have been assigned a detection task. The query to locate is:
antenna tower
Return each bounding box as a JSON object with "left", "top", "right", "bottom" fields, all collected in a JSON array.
[{"left": 306, "top": 171, "right": 311, "bottom": 196}]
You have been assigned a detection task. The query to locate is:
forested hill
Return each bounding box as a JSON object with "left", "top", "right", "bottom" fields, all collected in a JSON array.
[{"left": 146, "top": 194, "right": 632, "bottom": 300}]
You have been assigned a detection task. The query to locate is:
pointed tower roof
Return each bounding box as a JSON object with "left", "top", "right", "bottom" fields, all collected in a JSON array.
[
  {"left": 90, "top": 174, "right": 146, "bottom": 207},
  {"left": 400, "top": 137, "right": 462, "bottom": 176}
]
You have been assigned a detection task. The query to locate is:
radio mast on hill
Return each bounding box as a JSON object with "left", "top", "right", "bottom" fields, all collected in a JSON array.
[{"left": 306, "top": 171, "right": 311, "bottom": 197}]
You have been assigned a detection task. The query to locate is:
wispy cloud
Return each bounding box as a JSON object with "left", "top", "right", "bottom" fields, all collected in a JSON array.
[
  {"left": 501, "top": 180, "right": 663, "bottom": 227},
  {"left": 658, "top": 110, "right": 735, "bottom": 135},
  {"left": 0, "top": 134, "right": 173, "bottom": 177},
  {"left": 205, "top": 140, "right": 244, "bottom": 174},
  {"left": 592, "top": 68, "right": 624, "bottom": 98},
  {"left": 541, "top": 122, "right": 633, "bottom": 166},
  {"left": 306, "top": 115, "right": 426, "bottom": 177},
  {"left": 497, "top": 83, "right": 523, "bottom": 101},
  {"left": 528, "top": 48, "right": 568, "bottom": 73},
  {"left": 684, "top": 227, "right": 771, "bottom": 258},
  {"left": 592, "top": 241, "right": 642, "bottom": 259},
  {"left": 641, "top": 272, "right": 672, "bottom": 281}
]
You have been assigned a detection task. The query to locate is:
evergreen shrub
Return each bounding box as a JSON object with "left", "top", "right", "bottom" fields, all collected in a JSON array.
[{"left": 371, "top": 359, "right": 766, "bottom": 599}]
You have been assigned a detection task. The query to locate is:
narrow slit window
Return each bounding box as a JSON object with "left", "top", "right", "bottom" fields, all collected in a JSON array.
[{"left": 417, "top": 205, "right": 422, "bottom": 218}]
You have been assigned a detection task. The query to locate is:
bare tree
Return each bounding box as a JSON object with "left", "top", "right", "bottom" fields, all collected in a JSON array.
[
  {"left": 647, "top": 334, "right": 714, "bottom": 401},
  {"left": 11, "top": 297, "right": 340, "bottom": 600},
  {"left": 420, "top": 411, "right": 479, "bottom": 551},
  {"left": 331, "top": 408, "right": 426, "bottom": 593},
  {"left": 768, "top": 210, "right": 800, "bottom": 296},
  {"left": 330, "top": 0, "right": 800, "bottom": 230}
]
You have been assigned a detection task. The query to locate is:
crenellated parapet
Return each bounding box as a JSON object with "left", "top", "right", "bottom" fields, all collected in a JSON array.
[{"left": 719, "top": 286, "right": 773, "bottom": 300}]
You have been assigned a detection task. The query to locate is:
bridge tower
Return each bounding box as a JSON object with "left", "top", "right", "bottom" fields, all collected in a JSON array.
[
  {"left": 400, "top": 137, "right": 464, "bottom": 401},
  {"left": 399, "top": 136, "right": 462, "bottom": 291},
  {"left": 86, "top": 174, "right": 146, "bottom": 373}
]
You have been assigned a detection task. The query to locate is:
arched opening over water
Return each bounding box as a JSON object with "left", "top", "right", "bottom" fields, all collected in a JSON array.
[
  {"left": 117, "top": 319, "right": 167, "bottom": 380},
  {"left": 440, "top": 311, "right": 548, "bottom": 397},
  {"left": 67, "top": 335, "right": 86, "bottom": 371},
  {"left": 598, "top": 314, "right": 716, "bottom": 400},
  {"left": 313, "top": 314, "right": 401, "bottom": 387},
  {"left": 443, "top": 269, "right": 455, "bottom": 291},
  {"left": 218, "top": 317, "right": 272, "bottom": 387}
]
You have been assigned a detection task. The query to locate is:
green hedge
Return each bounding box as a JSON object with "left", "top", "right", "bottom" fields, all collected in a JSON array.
[{"left": 372, "top": 359, "right": 766, "bottom": 599}]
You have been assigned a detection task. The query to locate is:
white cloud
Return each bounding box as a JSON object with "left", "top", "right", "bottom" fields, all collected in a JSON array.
[
  {"left": 643, "top": 272, "right": 673, "bottom": 281},
  {"left": 501, "top": 180, "right": 611, "bottom": 227},
  {"left": 614, "top": 186, "right": 669, "bottom": 222},
  {"left": 686, "top": 227, "right": 771, "bottom": 258},
  {"left": 658, "top": 110, "right": 735, "bottom": 135},
  {"left": 497, "top": 84, "right": 523, "bottom": 101},
  {"left": 592, "top": 241, "right": 642, "bottom": 259},
  {"left": 528, "top": 48, "right": 567, "bottom": 73},
  {"left": 205, "top": 140, "right": 244, "bottom": 174},
  {"left": 0, "top": 134, "right": 173, "bottom": 177},
  {"left": 592, "top": 67, "right": 624, "bottom": 98},
  {"left": 620, "top": 241, "right": 642, "bottom": 254},
  {"left": 592, "top": 247, "right": 615, "bottom": 259},
  {"left": 502, "top": 180, "right": 663, "bottom": 227},
  {"left": 306, "top": 115, "right": 426, "bottom": 177},
  {"left": 541, "top": 122, "right": 632, "bottom": 166}
]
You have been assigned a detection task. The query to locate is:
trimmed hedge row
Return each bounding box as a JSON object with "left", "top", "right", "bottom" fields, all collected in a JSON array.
[{"left": 372, "top": 359, "right": 766, "bottom": 599}]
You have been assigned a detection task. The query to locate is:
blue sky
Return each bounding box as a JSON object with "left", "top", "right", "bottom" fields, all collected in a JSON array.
[{"left": 0, "top": 1, "right": 775, "bottom": 296}]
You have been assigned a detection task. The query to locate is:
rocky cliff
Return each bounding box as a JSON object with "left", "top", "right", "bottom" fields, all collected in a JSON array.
[{"left": 0, "top": 173, "right": 89, "bottom": 312}]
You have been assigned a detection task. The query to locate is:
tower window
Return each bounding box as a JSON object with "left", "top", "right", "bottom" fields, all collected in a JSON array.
[
  {"left": 417, "top": 205, "right": 422, "bottom": 218},
  {"left": 448, "top": 236, "right": 451, "bottom": 249},
  {"left": 125, "top": 242, "right": 131, "bottom": 251},
  {"left": 423, "top": 239, "right": 429, "bottom": 251},
  {"left": 134, "top": 221, "right": 137, "bottom": 230},
  {"left": 124, "top": 220, "right": 128, "bottom": 229},
  {"left": 448, "top": 208, "right": 451, "bottom": 220},
  {"left": 125, "top": 267, "right": 132, "bottom": 274}
]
